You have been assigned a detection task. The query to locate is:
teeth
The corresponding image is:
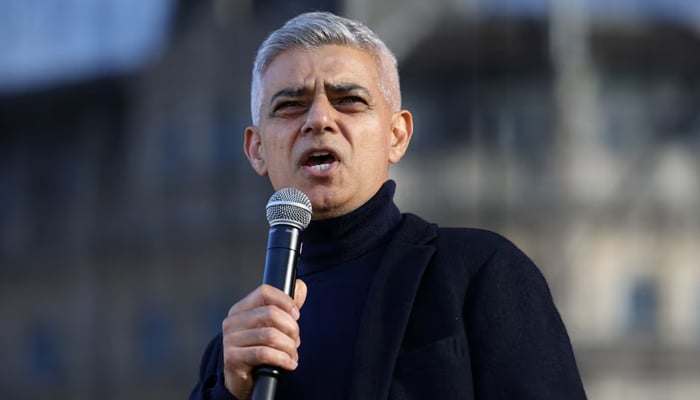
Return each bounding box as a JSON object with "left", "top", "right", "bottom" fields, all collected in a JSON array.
[
  {"left": 310, "top": 163, "right": 331, "bottom": 172},
  {"left": 305, "top": 150, "right": 335, "bottom": 172}
]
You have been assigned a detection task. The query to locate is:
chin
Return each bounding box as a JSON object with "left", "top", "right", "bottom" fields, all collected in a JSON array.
[
  {"left": 303, "top": 184, "right": 336, "bottom": 202},
  {"left": 312, "top": 205, "right": 354, "bottom": 220},
  {"left": 307, "top": 193, "right": 344, "bottom": 220}
]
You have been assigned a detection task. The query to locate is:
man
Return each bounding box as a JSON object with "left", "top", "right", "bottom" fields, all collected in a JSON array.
[{"left": 191, "top": 11, "right": 586, "bottom": 400}]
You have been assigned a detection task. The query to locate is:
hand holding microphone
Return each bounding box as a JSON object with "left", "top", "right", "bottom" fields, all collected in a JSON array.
[{"left": 221, "top": 188, "right": 311, "bottom": 400}]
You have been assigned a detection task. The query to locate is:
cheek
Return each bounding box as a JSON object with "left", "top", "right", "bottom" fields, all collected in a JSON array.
[
  {"left": 263, "top": 134, "right": 289, "bottom": 159},
  {"left": 264, "top": 138, "right": 294, "bottom": 177},
  {"left": 358, "top": 139, "right": 391, "bottom": 169}
]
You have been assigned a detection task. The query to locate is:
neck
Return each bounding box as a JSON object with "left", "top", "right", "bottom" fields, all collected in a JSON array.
[{"left": 300, "top": 180, "right": 401, "bottom": 268}]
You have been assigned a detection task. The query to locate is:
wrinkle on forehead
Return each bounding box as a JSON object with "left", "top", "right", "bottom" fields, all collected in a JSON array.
[
  {"left": 262, "top": 46, "right": 383, "bottom": 104},
  {"left": 252, "top": 45, "right": 400, "bottom": 124},
  {"left": 270, "top": 82, "right": 371, "bottom": 105}
]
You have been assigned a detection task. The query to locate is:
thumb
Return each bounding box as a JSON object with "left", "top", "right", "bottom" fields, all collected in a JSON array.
[{"left": 294, "top": 279, "right": 308, "bottom": 311}]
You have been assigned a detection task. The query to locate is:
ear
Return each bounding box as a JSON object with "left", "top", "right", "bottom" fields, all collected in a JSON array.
[
  {"left": 388, "top": 110, "right": 414, "bottom": 164},
  {"left": 243, "top": 126, "right": 268, "bottom": 176}
]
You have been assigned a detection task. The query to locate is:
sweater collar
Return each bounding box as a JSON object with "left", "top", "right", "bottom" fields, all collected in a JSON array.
[{"left": 300, "top": 180, "right": 401, "bottom": 268}]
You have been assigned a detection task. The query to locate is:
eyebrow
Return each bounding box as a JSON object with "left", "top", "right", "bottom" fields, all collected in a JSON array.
[
  {"left": 270, "top": 87, "right": 308, "bottom": 106},
  {"left": 326, "top": 83, "right": 370, "bottom": 97},
  {"left": 269, "top": 83, "right": 371, "bottom": 106}
]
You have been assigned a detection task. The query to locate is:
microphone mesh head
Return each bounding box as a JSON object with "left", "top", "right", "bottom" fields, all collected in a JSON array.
[{"left": 266, "top": 188, "right": 312, "bottom": 229}]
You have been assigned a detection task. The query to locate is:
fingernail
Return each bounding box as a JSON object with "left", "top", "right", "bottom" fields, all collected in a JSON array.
[{"left": 291, "top": 306, "right": 300, "bottom": 320}]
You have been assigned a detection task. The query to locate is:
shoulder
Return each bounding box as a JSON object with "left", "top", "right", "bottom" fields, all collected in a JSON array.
[
  {"left": 404, "top": 212, "right": 531, "bottom": 273},
  {"left": 400, "top": 212, "right": 514, "bottom": 251},
  {"left": 437, "top": 225, "right": 516, "bottom": 258},
  {"left": 398, "top": 212, "right": 542, "bottom": 289}
]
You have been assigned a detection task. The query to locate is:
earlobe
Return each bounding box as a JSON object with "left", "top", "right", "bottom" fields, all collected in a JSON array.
[
  {"left": 388, "top": 110, "right": 414, "bottom": 164},
  {"left": 243, "top": 126, "right": 268, "bottom": 176}
]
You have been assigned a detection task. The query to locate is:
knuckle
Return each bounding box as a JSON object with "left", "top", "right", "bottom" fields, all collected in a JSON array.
[
  {"left": 258, "top": 327, "right": 277, "bottom": 343},
  {"left": 253, "top": 346, "right": 287, "bottom": 366},
  {"left": 259, "top": 305, "right": 281, "bottom": 326},
  {"left": 222, "top": 317, "right": 232, "bottom": 332},
  {"left": 229, "top": 297, "right": 248, "bottom": 316},
  {"left": 223, "top": 346, "right": 239, "bottom": 366},
  {"left": 227, "top": 304, "right": 237, "bottom": 317},
  {"left": 252, "top": 346, "right": 272, "bottom": 363},
  {"left": 259, "top": 284, "right": 276, "bottom": 298},
  {"left": 222, "top": 314, "right": 243, "bottom": 335}
]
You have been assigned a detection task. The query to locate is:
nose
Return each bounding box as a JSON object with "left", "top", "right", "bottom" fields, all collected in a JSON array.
[{"left": 301, "top": 96, "right": 337, "bottom": 135}]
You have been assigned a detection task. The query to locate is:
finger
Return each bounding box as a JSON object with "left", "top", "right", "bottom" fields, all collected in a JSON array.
[
  {"left": 225, "top": 344, "right": 299, "bottom": 373},
  {"left": 223, "top": 304, "right": 300, "bottom": 339},
  {"left": 229, "top": 284, "right": 299, "bottom": 318},
  {"left": 225, "top": 327, "right": 299, "bottom": 358},
  {"left": 222, "top": 340, "right": 300, "bottom": 400}
]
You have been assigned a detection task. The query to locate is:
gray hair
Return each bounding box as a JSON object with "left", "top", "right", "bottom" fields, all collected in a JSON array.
[{"left": 250, "top": 11, "right": 401, "bottom": 125}]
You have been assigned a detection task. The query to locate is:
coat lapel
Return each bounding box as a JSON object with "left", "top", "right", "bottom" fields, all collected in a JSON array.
[{"left": 348, "top": 214, "right": 438, "bottom": 400}]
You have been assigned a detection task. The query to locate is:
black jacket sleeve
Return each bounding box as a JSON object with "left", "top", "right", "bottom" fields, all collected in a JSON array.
[
  {"left": 189, "top": 333, "right": 237, "bottom": 400},
  {"left": 463, "top": 232, "right": 587, "bottom": 399}
]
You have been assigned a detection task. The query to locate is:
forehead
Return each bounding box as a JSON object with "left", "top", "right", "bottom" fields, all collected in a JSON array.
[{"left": 260, "top": 45, "right": 381, "bottom": 95}]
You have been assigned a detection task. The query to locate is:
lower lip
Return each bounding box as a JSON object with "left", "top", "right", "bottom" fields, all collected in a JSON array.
[{"left": 303, "top": 161, "right": 340, "bottom": 177}]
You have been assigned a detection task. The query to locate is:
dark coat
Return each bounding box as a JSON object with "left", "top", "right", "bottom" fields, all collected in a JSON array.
[{"left": 190, "top": 213, "right": 587, "bottom": 399}]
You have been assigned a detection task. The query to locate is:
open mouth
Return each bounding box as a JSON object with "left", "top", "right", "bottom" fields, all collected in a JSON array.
[{"left": 304, "top": 151, "right": 337, "bottom": 172}]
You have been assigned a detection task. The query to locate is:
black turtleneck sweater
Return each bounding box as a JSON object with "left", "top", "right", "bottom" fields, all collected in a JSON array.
[{"left": 276, "top": 180, "right": 402, "bottom": 399}]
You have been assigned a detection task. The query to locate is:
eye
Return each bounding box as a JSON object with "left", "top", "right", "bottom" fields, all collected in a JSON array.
[
  {"left": 272, "top": 100, "right": 307, "bottom": 116},
  {"left": 275, "top": 101, "right": 303, "bottom": 110},
  {"left": 333, "top": 96, "right": 369, "bottom": 111},
  {"left": 337, "top": 96, "right": 365, "bottom": 104}
]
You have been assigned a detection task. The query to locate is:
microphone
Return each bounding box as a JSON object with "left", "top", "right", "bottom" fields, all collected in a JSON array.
[{"left": 252, "top": 187, "right": 312, "bottom": 400}]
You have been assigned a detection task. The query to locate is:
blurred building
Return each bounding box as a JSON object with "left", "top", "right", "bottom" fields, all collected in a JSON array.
[{"left": 1, "top": 0, "right": 699, "bottom": 399}]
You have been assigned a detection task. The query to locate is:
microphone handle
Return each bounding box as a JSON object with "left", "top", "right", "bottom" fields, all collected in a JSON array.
[
  {"left": 262, "top": 225, "right": 302, "bottom": 296},
  {"left": 252, "top": 225, "right": 302, "bottom": 400}
]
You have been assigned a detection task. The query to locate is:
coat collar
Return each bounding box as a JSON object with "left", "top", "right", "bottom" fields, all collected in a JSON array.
[{"left": 348, "top": 213, "right": 438, "bottom": 400}]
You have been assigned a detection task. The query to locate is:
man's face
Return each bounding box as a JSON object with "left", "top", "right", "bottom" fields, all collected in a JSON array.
[{"left": 244, "top": 45, "right": 412, "bottom": 219}]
